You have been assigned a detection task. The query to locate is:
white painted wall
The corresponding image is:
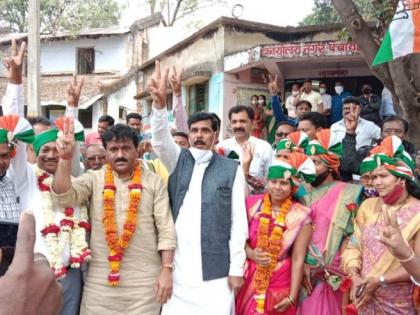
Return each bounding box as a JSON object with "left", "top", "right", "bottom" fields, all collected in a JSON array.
[
  {"left": 40, "top": 35, "right": 131, "bottom": 74},
  {"left": 148, "top": 25, "right": 191, "bottom": 59},
  {"left": 107, "top": 79, "right": 137, "bottom": 122}
]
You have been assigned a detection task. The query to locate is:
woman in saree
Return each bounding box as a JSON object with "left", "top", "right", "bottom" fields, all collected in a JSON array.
[
  {"left": 275, "top": 131, "right": 310, "bottom": 200},
  {"left": 236, "top": 152, "right": 316, "bottom": 315},
  {"left": 342, "top": 135, "right": 420, "bottom": 314},
  {"left": 297, "top": 129, "right": 363, "bottom": 315},
  {"left": 275, "top": 131, "right": 309, "bottom": 160}
]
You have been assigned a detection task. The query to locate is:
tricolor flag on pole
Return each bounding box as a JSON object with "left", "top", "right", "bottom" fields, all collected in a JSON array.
[{"left": 372, "top": 0, "right": 420, "bottom": 66}]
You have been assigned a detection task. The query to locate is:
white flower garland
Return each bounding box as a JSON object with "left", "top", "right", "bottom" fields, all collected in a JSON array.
[{"left": 36, "top": 167, "right": 91, "bottom": 278}]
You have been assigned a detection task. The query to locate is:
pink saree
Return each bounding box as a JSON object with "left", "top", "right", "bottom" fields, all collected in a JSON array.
[
  {"left": 236, "top": 195, "right": 311, "bottom": 315},
  {"left": 297, "top": 182, "right": 362, "bottom": 315}
]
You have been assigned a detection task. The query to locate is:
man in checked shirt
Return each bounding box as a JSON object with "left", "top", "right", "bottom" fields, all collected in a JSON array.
[{"left": 0, "top": 113, "right": 35, "bottom": 222}]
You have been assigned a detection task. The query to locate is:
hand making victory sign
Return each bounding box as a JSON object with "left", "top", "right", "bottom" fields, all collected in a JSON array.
[
  {"left": 56, "top": 117, "right": 75, "bottom": 161},
  {"left": 148, "top": 60, "right": 169, "bottom": 109},
  {"left": 169, "top": 66, "right": 183, "bottom": 97},
  {"left": 344, "top": 103, "right": 361, "bottom": 135},
  {"left": 3, "top": 38, "right": 26, "bottom": 85},
  {"left": 66, "top": 75, "right": 85, "bottom": 108}
]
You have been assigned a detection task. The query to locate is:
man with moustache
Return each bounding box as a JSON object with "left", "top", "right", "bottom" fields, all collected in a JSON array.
[
  {"left": 148, "top": 61, "right": 248, "bottom": 315},
  {"left": 1, "top": 41, "right": 88, "bottom": 314},
  {"left": 217, "top": 104, "right": 272, "bottom": 189}
]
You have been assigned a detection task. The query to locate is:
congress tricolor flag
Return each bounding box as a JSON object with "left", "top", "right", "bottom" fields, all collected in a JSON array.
[{"left": 372, "top": 0, "right": 420, "bottom": 66}]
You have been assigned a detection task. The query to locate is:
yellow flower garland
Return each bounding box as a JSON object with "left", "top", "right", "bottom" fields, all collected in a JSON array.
[
  {"left": 103, "top": 163, "right": 142, "bottom": 286},
  {"left": 254, "top": 194, "right": 292, "bottom": 313}
]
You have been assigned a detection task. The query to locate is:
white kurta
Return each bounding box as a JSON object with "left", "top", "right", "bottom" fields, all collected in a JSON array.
[
  {"left": 218, "top": 136, "right": 273, "bottom": 182},
  {"left": 151, "top": 107, "right": 248, "bottom": 315},
  {"left": 3, "top": 83, "right": 82, "bottom": 211}
]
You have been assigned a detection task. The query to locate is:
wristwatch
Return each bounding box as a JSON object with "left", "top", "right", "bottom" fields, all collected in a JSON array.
[
  {"left": 162, "top": 263, "right": 174, "bottom": 271},
  {"left": 379, "top": 275, "right": 387, "bottom": 287}
]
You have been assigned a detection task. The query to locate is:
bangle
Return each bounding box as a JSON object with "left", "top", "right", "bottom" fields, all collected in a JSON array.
[
  {"left": 161, "top": 263, "right": 174, "bottom": 271},
  {"left": 410, "top": 275, "right": 420, "bottom": 286},
  {"left": 397, "top": 248, "right": 415, "bottom": 263},
  {"left": 287, "top": 295, "right": 296, "bottom": 306}
]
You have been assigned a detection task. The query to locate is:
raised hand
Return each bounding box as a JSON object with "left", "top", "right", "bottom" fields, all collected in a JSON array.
[
  {"left": 380, "top": 207, "right": 413, "bottom": 260},
  {"left": 66, "top": 75, "right": 84, "bottom": 108},
  {"left": 344, "top": 104, "right": 360, "bottom": 135},
  {"left": 148, "top": 60, "right": 169, "bottom": 109},
  {"left": 56, "top": 117, "right": 75, "bottom": 160},
  {"left": 3, "top": 39, "right": 26, "bottom": 85},
  {"left": 169, "top": 66, "right": 183, "bottom": 97},
  {"left": 241, "top": 141, "right": 255, "bottom": 174},
  {"left": 268, "top": 74, "right": 279, "bottom": 96}
]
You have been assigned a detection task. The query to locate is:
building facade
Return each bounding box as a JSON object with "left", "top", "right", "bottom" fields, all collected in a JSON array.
[
  {"left": 0, "top": 13, "right": 165, "bottom": 131},
  {"left": 136, "top": 17, "right": 382, "bottom": 137}
]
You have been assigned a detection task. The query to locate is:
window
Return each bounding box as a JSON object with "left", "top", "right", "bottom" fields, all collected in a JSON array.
[
  {"left": 77, "top": 48, "right": 95, "bottom": 74},
  {"left": 188, "top": 82, "right": 208, "bottom": 115},
  {"left": 79, "top": 108, "right": 93, "bottom": 129}
]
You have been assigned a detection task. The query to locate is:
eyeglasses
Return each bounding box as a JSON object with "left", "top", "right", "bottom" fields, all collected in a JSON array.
[
  {"left": 86, "top": 155, "right": 106, "bottom": 162},
  {"left": 275, "top": 132, "right": 290, "bottom": 138},
  {"left": 383, "top": 128, "right": 404, "bottom": 134}
]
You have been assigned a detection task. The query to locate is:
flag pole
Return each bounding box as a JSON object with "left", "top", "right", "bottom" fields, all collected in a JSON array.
[{"left": 27, "top": 0, "right": 41, "bottom": 117}]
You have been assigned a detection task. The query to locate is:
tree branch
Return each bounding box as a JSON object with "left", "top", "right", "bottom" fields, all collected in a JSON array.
[
  {"left": 331, "top": 0, "right": 395, "bottom": 91},
  {"left": 169, "top": 0, "right": 183, "bottom": 26}
]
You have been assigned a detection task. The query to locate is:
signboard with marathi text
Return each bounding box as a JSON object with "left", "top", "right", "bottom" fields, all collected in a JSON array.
[{"left": 260, "top": 41, "right": 360, "bottom": 59}]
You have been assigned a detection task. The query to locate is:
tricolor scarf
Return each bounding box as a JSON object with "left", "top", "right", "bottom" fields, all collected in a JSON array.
[
  {"left": 367, "top": 135, "right": 416, "bottom": 181},
  {"left": 276, "top": 131, "right": 309, "bottom": 153},
  {"left": 268, "top": 152, "right": 316, "bottom": 186},
  {"left": 305, "top": 129, "right": 342, "bottom": 175},
  {"left": 0, "top": 115, "right": 35, "bottom": 157},
  {"left": 33, "top": 116, "right": 85, "bottom": 156}
]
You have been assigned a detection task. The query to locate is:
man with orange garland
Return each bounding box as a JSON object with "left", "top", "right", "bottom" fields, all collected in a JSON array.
[{"left": 51, "top": 121, "right": 176, "bottom": 315}]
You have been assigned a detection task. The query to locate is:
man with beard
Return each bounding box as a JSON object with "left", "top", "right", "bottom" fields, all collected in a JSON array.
[{"left": 148, "top": 61, "right": 248, "bottom": 315}]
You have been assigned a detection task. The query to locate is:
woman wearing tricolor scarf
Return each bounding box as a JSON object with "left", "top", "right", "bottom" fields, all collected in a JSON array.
[
  {"left": 275, "top": 131, "right": 309, "bottom": 160},
  {"left": 236, "top": 153, "right": 315, "bottom": 315},
  {"left": 297, "top": 129, "right": 362, "bottom": 315},
  {"left": 342, "top": 135, "right": 420, "bottom": 314}
]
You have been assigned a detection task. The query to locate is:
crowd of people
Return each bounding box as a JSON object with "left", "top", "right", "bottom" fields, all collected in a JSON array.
[{"left": 0, "top": 40, "right": 420, "bottom": 315}]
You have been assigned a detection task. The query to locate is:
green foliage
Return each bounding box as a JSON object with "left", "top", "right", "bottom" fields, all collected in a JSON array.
[
  {"left": 0, "top": 0, "right": 120, "bottom": 34},
  {"left": 300, "top": 0, "right": 378, "bottom": 25}
]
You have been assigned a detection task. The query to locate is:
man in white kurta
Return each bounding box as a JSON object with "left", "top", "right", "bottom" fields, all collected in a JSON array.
[
  {"left": 217, "top": 106, "right": 273, "bottom": 188},
  {"left": 149, "top": 64, "right": 248, "bottom": 315},
  {"left": 1, "top": 51, "right": 88, "bottom": 314}
]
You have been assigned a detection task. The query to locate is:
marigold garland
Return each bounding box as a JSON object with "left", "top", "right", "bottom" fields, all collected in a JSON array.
[
  {"left": 254, "top": 194, "right": 292, "bottom": 314},
  {"left": 103, "top": 163, "right": 142, "bottom": 286},
  {"left": 36, "top": 167, "right": 91, "bottom": 278}
]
